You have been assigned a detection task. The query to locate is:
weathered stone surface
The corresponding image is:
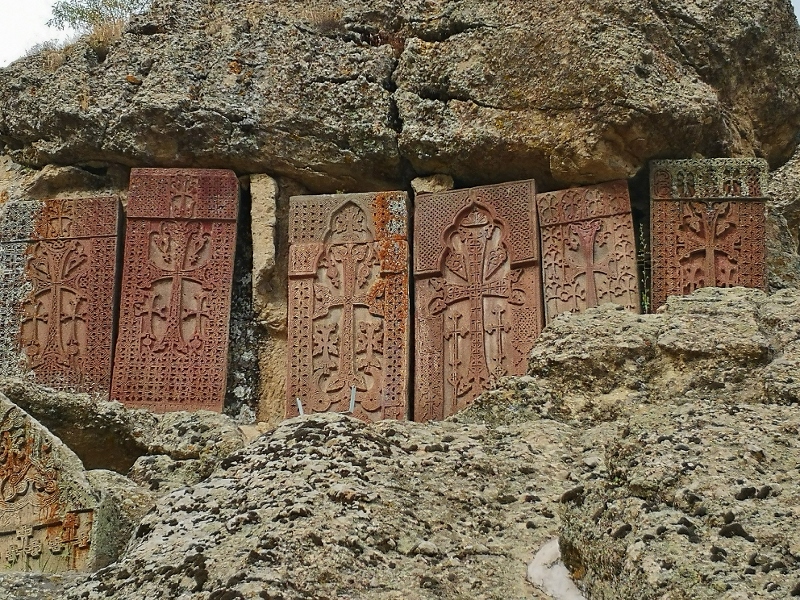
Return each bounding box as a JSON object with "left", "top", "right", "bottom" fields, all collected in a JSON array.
[
  {"left": 0, "top": 378, "right": 246, "bottom": 475},
  {"left": 65, "top": 413, "right": 581, "bottom": 600},
  {"left": 1, "top": 0, "right": 798, "bottom": 192},
  {"left": 411, "top": 174, "right": 455, "bottom": 195},
  {"left": 112, "top": 168, "right": 239, "bottom": 413},
  {"left": 84, "top": 470, "right": 156, "bottom": 569},
  {"left": 288, "top": 192, "right": 410, "bottom": 421},
  {"left": 249, "top": 175, "right": 304, "bottom": 425},
  {"left": 0, "top": 197, "right": 118, "bottom": 393},
  {"left": 651, "top": 159, "right": 768, "bottom": 309},
  {"left": 560, "top": 400, "right": 800, "bottom": 600},
  {"left": 538, "top": 180, "right": 640, "bottom": 321},
  {"left": 414, "top": 180, "right": 543, "bottom": 421},
  {"left": 766, "top": 145, "right": 800, "bottom": 289}
]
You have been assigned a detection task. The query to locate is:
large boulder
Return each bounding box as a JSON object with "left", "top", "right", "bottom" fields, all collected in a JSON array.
[
  {"left": 0, "top": 0, "right": 798, "bottom": 192},
  {"left": 66, "top": 413, "right": 587, "bottom": 600}
]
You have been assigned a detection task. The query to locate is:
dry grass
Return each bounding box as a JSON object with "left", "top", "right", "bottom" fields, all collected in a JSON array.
[
  {"left": 87, "top": 18, "right": 125, "bottom": 61},
  {"left": 301, "top": 7, "right": 344, "bottom": 32}
]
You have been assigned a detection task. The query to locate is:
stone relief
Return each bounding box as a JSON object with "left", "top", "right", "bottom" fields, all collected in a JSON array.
[
  {"left": 287, "top": 192, "right": 410, "bottom": 421},
  {"left": 111, "top": 169, "right": 239, "bottom": 412},
  {"left": 538, "top": 181, "right": 640, "bottom": 322},
  {"left": 0, "top": 403, "right": 94, "bottom": 573},
  {"left": 0, "top": 198, "right": 118, "bottom": 393},
  {"left": 414, "top": 181, "right": 543, "bottom": 422},
  {"left": 650, "top": 159, "right": 768, "bottom": 309}
]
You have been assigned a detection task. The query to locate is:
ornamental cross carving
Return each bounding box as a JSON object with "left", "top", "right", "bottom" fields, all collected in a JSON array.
[
  {"left": 650, "top": 159, "right": 767, "bottom": 309},
  {"left": 111, "top": 168, "right": 239, "bottom": 412},
  {"left": 414, "top": 181, "right": 543, "bottom": 422},
  {"left": 312, "top": 204, "right": 382, "bottom": 398},
  {"left": 676, "top": 202, "right": 741, "bottom": 291},
  {"left": 287, "top": 192, "right": 411, "bottom": 422},
  {"left": 428, "top": 205, "right": 525, "bottom": 399},
  {"left": 20, "top": 240, "right": 89, "bottom": 374},
  {"left": 135, "top": 221, "right": 213, "bottom": 355},
  {"left": 537, "top": 181, "right": 640, "bottom": 322}
]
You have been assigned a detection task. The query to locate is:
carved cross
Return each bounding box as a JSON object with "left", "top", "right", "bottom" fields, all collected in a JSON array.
[
  {"left": 566, "top": 219, "right": 610, "bottom": 307},
  {"left": 677, "top": 202, "right": 740, "bottom": 289},
  {"left": 444, "top": 312, "right": 469, "bottom": 396},
  {"left": 135, "top": 292, "right": 166, "bottom": 349},
  {"left": 147, "top": 222, "right": 212, "bottom": 354},
  {"left": 429, "top": 207, "right": 521, "bottom": 397},
  {"left": 356, "top": 321, "right": 383, "bottom": 374},
  {"left": 60, "top": 296, "right": 88, "bottom": 356},
  {"left": 314, "top": 241, "right": 379, "bottom": 393},
  {"left": 22, "top": 242, "right": 88, "bottom": 362},
  {"left": 485, "top": 307, "right": 512, "bottom": 379}
]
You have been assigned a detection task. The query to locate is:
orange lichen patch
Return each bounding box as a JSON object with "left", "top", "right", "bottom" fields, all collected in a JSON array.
[{"left": 228, "top": 60, "right": 243, "bottom": 74}]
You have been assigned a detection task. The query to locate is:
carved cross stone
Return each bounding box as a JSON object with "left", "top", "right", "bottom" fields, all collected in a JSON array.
[
  {"left": 111, "top": 169, "right": 239, "bottom": 413},
  {"left": 288, "top": 192, "right": 410, "bottom": 421},
  {"left": 650, "top": 159, "right": 768, "bottom": 309},
  {"left": 415, "top": 181, "right": 543, "bottom": 421},
  {"left": 537, "top": 181, "right": 640, "bottom": 322},
  {"left": 0, "top": 197, "right": 118, "bottom": 392}
]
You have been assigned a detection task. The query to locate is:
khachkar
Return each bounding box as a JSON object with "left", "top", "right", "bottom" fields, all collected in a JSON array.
[
  {"left": 0, "top": 197, "right": 118, "bottom": 393},
  {"left": 650, "top": 159, "right": 768, "bottom": 309},
  {"left": 414, "top": 181, "right": 543, "bottom": 422},
  {"left": 111, "top": 169, "right": 239, "bottom": 412},
  {"left": 538, "top": 180, "right": 640, "bottom": 322},
  {"left": 0, "top": 394, "right": 97, "bottom": 573},
  {"left": 287, "top": 192, "right": 410, "bottom": 421}
]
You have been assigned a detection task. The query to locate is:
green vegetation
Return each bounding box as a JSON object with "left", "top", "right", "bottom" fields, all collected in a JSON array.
[{"left": 48, "top": 0, "right": 151, "bottom": 31}]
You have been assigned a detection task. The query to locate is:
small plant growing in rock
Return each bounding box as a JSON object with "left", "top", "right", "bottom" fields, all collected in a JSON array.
[{"left": 48, "top": 0, "right": 151, "bottom": 31}]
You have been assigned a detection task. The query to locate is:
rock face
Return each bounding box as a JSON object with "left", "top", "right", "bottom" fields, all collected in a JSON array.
[
  {"left": 1, "top": 0, "right": 799, "bottom": 192},
  {"left": 67, "top": 413, "right": 584, "bottom": 600},
  {"left": 560, "top": 401, "right": 800, "bottom": 600},
  {"left": 0, "top": 377, "right": 246, "bottom": 475},
  {"left": 0, "top": 287, "right": 795, "bottom": 598}
]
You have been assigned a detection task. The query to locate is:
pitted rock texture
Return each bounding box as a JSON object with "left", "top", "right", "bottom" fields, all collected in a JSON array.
[
  {"left": 66, "top": 413, "right": 588, "bottom": 600},
  {"left": 1, "top": 0, "right": 799, "bottom": 191},
  {"left": 0, "top": 377, "right": 246, "bottom": 473},
  {"left": 516, "top": 287, "right": 799, "bottom": 420},
  {"left": 767, "top": 143, "right": 800, "bottom": 289},
  {"left": 560, "top": 401, "right": 800, "bottom": 600}
]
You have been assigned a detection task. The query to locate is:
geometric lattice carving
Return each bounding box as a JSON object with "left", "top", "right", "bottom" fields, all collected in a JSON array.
[
  {"left": 538, "top": 180, "right": 640, "bottom": 321},
  {"left": 0, "top": 198, "right": 118, "bottom": 393},
  {"left": 414, "top": 181, "right": 543, "bottom": 422},
  {"left": 111, "top": 169, "right": 239, "bottom": 412},
  {"left": 650, "top": 159, "right": 768, "bottom": 309},
  {"left": 287, "top": 192, "right": 410, "bottom": 422},
  {"left": 0, "top": 400, "right": 95, "bottom": 573}
]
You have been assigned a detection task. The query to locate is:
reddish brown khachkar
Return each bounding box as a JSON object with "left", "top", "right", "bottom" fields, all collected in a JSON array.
[
  {"left": 287, "top": 192, "right": 410, "bottom": 421},
  {"left": 0, "top": 197, "right": 118, "bottom": 393},
  {"left": 650, "top": 159, "right": 767, "bottom": 310},
  {"left": 414, "top": 180, "right": 544, "bottom": 422},
  {"left": 111, "top": 169, "right": 239, "bottom": 412},
  {"left": 538, "top": 180, "right": 640, "bottom": 322}
]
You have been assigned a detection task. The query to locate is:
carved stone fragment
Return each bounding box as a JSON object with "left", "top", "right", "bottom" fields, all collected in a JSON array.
[
  {"left": 0, "top": 197, "right": 118, "bottom": 393},
  {"left": 0, "top": 393, "right": 97, "bottom": 573},
  {"left": 650, "top": 159, "right": 768, "bottom": 309},
  {"left": 287, "top": 192, "right": 410, "bottom": 421},
  {"left": 111, "top": 169, "right": 239, "bottom": 412},
  {"left": 538, "top": 181, "right": 640, "bottom": 322},
  {"left": 414, "top": 181, "right": 543, "bottom": 422}
]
